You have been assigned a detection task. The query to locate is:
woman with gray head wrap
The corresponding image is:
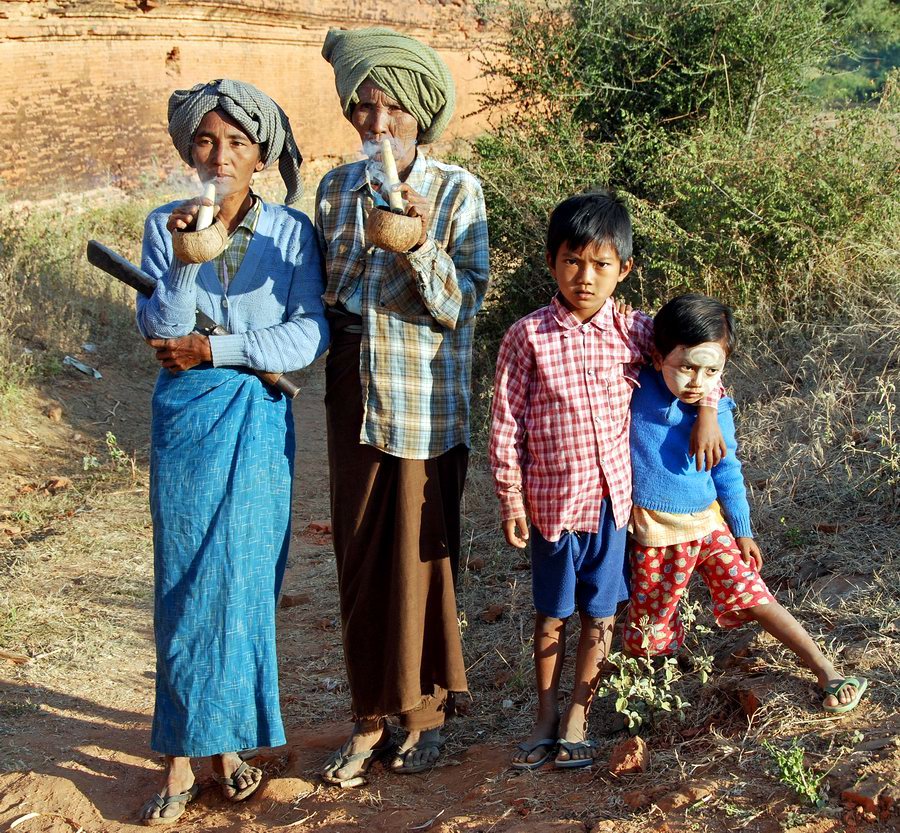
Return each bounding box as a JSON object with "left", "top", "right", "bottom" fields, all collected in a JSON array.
[
  {"left": 135, "top": 79, "right": 328, "bottom": 825},
  {"left": 167, "top": 78, "right": 304, "bottom": 204},
  {"left": 316, "top": 28, "right": 489, "bottom": 785}
]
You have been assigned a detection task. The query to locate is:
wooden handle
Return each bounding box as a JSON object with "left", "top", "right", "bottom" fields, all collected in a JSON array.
[{"left": 259, "top": 371, "right": 300, "bottom": 399}]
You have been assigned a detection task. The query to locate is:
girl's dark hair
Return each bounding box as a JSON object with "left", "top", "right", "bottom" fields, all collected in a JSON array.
[
  {"left": 653, "top": 293, "right": 736, "bottom": 358},
  {"left": 546, "top": 188, "right": 633, "bottom": 263}
]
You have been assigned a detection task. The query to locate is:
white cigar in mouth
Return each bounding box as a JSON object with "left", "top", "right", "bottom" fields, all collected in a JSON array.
[
  {"left": 195, "top": 181, "right": 217, "bottom": 230},
  {"left": 380, "top": 139, "right": 405, "bottom": 213}
]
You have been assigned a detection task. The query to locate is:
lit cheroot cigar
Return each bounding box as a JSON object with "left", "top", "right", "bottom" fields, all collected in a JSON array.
[
  {"left": 195, "top": 181, "right": 217, "bottom": 231},
  {"left": 380, "top": 139, "right": 405, "bottom": 214}
]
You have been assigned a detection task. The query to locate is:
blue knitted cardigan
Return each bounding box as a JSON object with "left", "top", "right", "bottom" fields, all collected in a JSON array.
[
  {"left": 630, "top": 367, "right": 753, "bottom": 538},
  {"left": 137, "top": 199, "right": 329, "bottom": 374}
]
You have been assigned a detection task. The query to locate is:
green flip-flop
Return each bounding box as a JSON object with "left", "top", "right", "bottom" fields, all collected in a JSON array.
[{"left": 822, "top": 676, "right": 868, "bottom": 714}]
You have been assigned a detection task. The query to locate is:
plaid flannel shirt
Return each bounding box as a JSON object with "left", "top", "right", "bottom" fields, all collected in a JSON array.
[
  {"left": 315, "top": 152, "right": 489, "bottom": 459},
  {"left": 212, "top": 196, "right": 261, "bottom": 293},
  {"left": 490, "top": 297, "right": 647, "bottom": 540},
  {"left": 490, "top": 297, "right": 722, "bottom": 541}
]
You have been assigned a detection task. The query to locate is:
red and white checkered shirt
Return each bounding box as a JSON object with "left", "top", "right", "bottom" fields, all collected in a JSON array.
[{"left": 490, "top": 296, "right": 720, "bottom": 541}]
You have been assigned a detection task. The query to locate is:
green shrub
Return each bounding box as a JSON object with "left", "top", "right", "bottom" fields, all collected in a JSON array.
[{"left": 468, "top": 0, "right": 900, "bottom": 367}]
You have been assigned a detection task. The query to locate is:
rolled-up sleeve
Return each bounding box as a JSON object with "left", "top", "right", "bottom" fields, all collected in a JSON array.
[{"left": 405, "top": 177, "right": 489, "bottom": 330}]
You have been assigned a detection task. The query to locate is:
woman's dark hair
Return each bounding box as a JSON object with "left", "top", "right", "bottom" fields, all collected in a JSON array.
[
  {"left": 653, "top": 293, "right": 736, "bottom": 358},
  {"left": 546, "top": 188, "right": 633, "bottom": 263}
]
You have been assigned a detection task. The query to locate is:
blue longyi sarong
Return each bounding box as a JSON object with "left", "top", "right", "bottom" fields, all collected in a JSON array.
[{"left": 149, "top": 366, "right": 293, "bottom": 757}]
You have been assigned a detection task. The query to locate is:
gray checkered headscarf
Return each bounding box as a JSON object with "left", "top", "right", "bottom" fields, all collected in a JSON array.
[{"left": 167, "top": 79, "right": 303, "bottom": 204}]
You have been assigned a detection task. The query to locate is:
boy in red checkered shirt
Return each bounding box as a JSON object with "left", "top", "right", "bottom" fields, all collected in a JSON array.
[{"left": 490, "top": 190, "right": 725, "bottom": 769}]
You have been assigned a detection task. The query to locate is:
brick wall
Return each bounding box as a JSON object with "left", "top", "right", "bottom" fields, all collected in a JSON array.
[{"left": 1, "top": 0, "right": 491, "bottom": 198}]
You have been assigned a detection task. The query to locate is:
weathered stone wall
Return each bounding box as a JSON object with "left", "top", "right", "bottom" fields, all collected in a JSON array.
[{"left": 1, "top": 0, "right": 490, "bottom": 198}]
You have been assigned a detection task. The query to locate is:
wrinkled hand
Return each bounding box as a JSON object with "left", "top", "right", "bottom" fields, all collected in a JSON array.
[
  {"left": 165, "top": 197, "right": 220, "bottom": 234},
  {"left": 503, "top": 516, "right": 530, "bottom": 549},
  {"left": 397, "top": 183, "right": 430, "bottom": 248},
  {"left": 147, "top": 334, "right": 212, "bottom": 371},
  {"left": 736, "top": 537, "right": 763, "bottom": 571},
  {"left": 691, "top": 406, "right": 727, "bottom": 471}
]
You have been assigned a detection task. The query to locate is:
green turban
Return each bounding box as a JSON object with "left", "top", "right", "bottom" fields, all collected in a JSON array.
[
  {"left": 322, "top": 27, "right": 456, "bottom": 145},
  {"left": 167, "top": 79, "right": 304, "bottom": 204}
]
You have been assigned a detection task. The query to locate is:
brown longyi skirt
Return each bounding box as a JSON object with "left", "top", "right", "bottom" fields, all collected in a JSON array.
[{"left": 324, "top": 314, "right": 469, "bottom": 727}]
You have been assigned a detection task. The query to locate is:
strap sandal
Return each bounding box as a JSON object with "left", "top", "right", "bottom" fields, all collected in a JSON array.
[
  {"left": 391, "top": 736, "right": 445, "bottom": 775},
  {"left": 511, "top": 737, "right": 558, "bottom": 771},
  {"left": 822, "top": 676, "right": 868, "bottom": 714},
  {"left": 213, "top": 760, "right": 262, "bottom": 802},
  {"left": 555, "top": 738, "right": 598, "bottom": 769},
  {"left": 322, "top": 727, "right": 395, "bottom": 787},
  {"left": 141, "top": 783, "right": 201, "bottom": 826}
]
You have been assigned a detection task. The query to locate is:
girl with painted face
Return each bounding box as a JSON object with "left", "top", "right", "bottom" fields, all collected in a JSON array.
[{"left": 623, "top": 293, "right": 866, "bottom": 715}]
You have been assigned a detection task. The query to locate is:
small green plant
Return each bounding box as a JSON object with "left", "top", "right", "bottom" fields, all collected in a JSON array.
[
  {"left": 599, "top": 645, "right": 689, "bottom": 732},
  {"left": 764, "top": 739, "right": 829, "bottom": 808},
  {"left": 82, "top": 454, "right": 100, "bottom": 471},
  {"left": 598, "top": 599, "right": 713, "bottom": 732},
  {"left": 105, "top": 431, "right": 130, "bottom": 471},
  {"left": 779, "top": 517, "right": 810, "bottom": 548}
]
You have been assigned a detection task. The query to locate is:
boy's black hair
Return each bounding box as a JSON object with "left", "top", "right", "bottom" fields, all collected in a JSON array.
[
  {"left": 653, "top": 293, "right": 737, "bottom": 358},
  {"left": 546, "top": 188, "right": 633, "bottom": 264}
]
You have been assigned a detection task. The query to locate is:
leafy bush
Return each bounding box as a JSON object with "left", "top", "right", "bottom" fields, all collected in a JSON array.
[{"left": 469, "top": 0, "right": 900, "bottom": 368}]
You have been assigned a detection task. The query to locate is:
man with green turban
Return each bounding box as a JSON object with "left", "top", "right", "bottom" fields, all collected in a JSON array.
[
  {"left": 315, "top": 27, "right": 489, "bottom": 784},
  {"left": 322, "top": 26, "right": 456, "bottom": 145}
]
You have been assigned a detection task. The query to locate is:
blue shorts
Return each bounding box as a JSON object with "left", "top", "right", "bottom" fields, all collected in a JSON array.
[{"left": 530, "top": 498, "right": 629, "bottom": 619}]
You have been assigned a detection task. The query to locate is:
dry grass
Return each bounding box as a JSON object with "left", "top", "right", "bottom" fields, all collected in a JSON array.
[
  {"left": 0, "top": 182, "right": 897, "bottom": 830},
  {"left": 452, "top": 288, "right": 899, "bottom": 826}
]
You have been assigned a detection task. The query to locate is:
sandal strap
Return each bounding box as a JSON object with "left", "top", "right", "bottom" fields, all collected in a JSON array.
[
  {"left": 516, "top": 737, "right": 557, "bottom": 754},
  {"left": 214, "top": 760, "right": 257, "bottom": 788},
  {"left": 823, "top": 677, "right": 861, "bottom": 696},
  {"left": 150, "top": 787, "right": 196, "bottom": 810},
  {"left": 558, "top": 738, "right": 597, "bottom": 752}
]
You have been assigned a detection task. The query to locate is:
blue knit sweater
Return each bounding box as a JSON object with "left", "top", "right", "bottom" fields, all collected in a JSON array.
[
  {"left": 630, "top": 367, "right": 753, "bottom": 538},
  {"left": 137, "top": 199, "right": 329, "bottom": 374}
]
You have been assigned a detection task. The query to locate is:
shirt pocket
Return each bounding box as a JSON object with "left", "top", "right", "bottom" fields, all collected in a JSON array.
[
  {"left": 376, "top": 255, "right": 431, "bottom": 319},
  {"left": 603, "top": 364, "right": 640, "bottom": 432}
]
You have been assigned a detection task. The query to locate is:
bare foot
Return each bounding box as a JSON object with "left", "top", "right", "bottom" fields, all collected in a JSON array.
[{"left": 139, "top": 756, "right": 196, "bottom": 824}]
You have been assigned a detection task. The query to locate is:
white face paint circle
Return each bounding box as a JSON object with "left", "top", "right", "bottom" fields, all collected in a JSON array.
[{"left": 660, "top": 341, "right": 727, "bottom": 402}]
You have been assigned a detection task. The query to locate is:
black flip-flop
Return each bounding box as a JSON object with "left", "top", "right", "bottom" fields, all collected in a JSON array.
[
  {"left": 391, "top": 736, "right": 445, "bottom": 775},
  {"left": 510, "top": 737, "right": 558, "bottom": 770},
  {"left": 554, "top": 738, "right": 598, "bottom": 769}
]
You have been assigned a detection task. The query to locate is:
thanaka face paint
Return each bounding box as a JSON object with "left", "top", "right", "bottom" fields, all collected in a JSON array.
[{"left": 660, "top": 342, "right": 727, "bottom": 403}]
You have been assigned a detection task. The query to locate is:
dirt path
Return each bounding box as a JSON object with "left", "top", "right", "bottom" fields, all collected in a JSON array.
[
  {"left": 0, "top": 356, "right": 896, "bottom": 833},
  {"left": 0, "top": 361, "right": 521, "bottom": 833}
]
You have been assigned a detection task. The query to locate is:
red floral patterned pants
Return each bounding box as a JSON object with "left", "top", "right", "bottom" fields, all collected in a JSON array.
[{"left": 624, "top": 525, "right": 775, "bottom": 656}]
